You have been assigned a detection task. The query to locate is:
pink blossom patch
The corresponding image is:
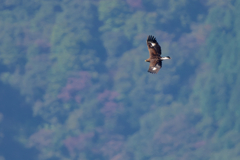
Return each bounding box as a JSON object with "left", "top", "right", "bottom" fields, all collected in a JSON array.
[
  {"left": 100, "top": 135, "right": 124, "bottom": 158},
  {"left": 58, "top": 72, "right": 91, "bottom": 102},
  {"left": 98, "top": 90, "right": 119, "bottom": 102},
  {"left": 126, "top": 0, "right": 142, "bottom": 8},
  {"left": 193, "top": 141, "right": 206, "bottom": 148},
  {"left": 64, "top": 132, "right": 94, "bottom": 155},
  {"left": 75, "top": 95, "right": 82, "bottom": 103},
  {"left": 179, "top": 24, "right": 211, "bottom": 50}
]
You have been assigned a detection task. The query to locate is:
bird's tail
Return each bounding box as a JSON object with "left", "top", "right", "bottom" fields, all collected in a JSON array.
[{"left": 160, "top": 56, "right": 171, "bottom": 60}]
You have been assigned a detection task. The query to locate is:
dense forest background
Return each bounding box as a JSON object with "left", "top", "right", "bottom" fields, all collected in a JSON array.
[{"left": 0, "top": 0, "right": 240, "bottom": 159}]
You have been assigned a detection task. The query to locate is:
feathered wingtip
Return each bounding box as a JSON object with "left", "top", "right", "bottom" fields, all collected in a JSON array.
[
  {"left": 147, "top": 35, "right": 157, "bottom": 43},
  {"left": 148, "top": 70, "right": 156, "bottom": 74}
]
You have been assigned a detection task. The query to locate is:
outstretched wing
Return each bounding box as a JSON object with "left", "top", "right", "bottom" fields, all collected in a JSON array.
[
  {"left": 146, "top": 35, "right": 162, "bottom": 57},
  {"left": 148, "top": 60, "right": 162, "bottom": 74}
]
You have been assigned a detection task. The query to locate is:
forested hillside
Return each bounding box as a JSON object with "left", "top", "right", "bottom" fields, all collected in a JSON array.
[{"left": 0, "top": 0, "right": 240, "bottom": 160}]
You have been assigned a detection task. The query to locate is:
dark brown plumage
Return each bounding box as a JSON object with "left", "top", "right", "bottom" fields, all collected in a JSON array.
[{"left": 145, "top": 35, "right": 171, "bottom": 74}]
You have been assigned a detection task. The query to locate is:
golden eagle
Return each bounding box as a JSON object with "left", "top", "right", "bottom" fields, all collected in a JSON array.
[{"left": 145, "top": 35, "right": 171, "bottom": 74}]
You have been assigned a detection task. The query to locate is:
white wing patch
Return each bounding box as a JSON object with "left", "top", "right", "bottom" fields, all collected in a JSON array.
[
  {"left": 151, "top": 43, "right": 156, "bottom": 46},
  {"left": 152, "top": 67, "right": 157, "bottom": 70}
]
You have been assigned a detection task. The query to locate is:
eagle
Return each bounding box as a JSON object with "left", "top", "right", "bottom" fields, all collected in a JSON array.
[{"left": 145, "top": 35, "right": 171, "bottom": 74}]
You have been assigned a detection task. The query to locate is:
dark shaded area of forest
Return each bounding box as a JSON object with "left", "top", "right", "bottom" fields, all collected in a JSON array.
[{"left": 0, "top": 0, "right": 240, "bottom": 160}]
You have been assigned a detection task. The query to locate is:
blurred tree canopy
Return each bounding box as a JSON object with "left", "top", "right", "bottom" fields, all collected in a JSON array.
[{"left": 0, "top": 0, "right": 240, "bottom": 160}]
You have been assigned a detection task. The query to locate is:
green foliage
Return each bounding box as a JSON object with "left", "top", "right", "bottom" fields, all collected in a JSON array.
[
  {"left": 0, "top": 0, "right": 240, "bottom": 160},
  {"left": 98, "top": 0, "right": 130, "bottom": 32}
]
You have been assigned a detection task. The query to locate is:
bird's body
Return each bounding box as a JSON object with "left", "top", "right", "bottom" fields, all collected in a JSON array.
[{"left": 145, "top": 35, "right": 171, "bottom": 74}]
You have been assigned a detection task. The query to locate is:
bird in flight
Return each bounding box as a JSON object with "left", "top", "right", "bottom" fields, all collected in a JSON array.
[{"left": 145, "top": 35, "right": 171, "bottom": 74}]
